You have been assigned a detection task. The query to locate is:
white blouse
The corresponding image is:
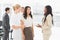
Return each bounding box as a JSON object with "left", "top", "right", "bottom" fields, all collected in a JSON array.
[
  {"left": 22, "top": 17, "right": 33, "bottom": 27},
  {"left": 10, "top": 13, "right": 23, "bottom": 29},
  {"left": 10, "top": 13, "right": 23, "bottom": 40}
]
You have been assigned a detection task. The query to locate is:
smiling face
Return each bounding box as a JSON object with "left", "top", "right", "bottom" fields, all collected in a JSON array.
[
  {"left": 44, "top": 7, "right": 47, "bottom": 15},
  {"left": 27, "top": 7, "right": 31, "bottom": 15},
  {"left": 21, "top": 7, "right": 25, "bottom": 13},
  {"left": 13, "top": 4, "right": 21, "bottom": 13},
  {"left": 17, "top": 7, "right": 21, "bottom": 12}
]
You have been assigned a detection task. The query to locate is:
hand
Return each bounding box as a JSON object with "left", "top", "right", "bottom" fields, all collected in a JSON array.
[
  {"left": 32, "top": 28, "right": 34, "bottom": 37},
  {"left": 36, "top": 24, "right": 41, "bottom": 28},
  {"left": 32, "top": 32, "right": 34, "bottom": 37},
  {"left": 12, "top": 25, "right": 18, "bottom": 29},
  {"left": 22, "top": 34, "right": 25, "bottom": 40},
  {"left": 21, "top": 25, "right": 25, "bottom": 30},
  {"left": 22, "top": 31, "right": 25, "bottom": 40}
]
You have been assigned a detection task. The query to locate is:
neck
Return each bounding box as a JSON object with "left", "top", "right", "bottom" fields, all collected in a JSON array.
[{"left": 27, "top": 14, "right": 30, "bottom": 18}]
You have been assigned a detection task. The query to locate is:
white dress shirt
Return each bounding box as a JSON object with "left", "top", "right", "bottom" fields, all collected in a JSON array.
[
  {"left": 10, "top": 13, "right": 23, "bottom": 29},
  {"left": 10, "top": 12, "right": 23, "bottom": 40},
  {"left": 22, "top": 16, "right": 33, "bottom": 27}
]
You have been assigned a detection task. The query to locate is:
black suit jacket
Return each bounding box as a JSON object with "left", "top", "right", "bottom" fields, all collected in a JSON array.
[{"left": 2, "top": 13, "right": 10, "bottom": 31}]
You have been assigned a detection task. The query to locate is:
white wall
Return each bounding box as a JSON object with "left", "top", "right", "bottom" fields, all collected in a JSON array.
[{"left": 0, "top": 0, "right": 60, "bottom": 13}]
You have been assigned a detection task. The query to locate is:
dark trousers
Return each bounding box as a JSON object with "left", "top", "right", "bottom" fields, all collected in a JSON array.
[
  {"left": 3, "top": 30, "right": 9, "bottom": 40},
  {"left": 23, "top": 27, "right": 33, "bottom": 40}
]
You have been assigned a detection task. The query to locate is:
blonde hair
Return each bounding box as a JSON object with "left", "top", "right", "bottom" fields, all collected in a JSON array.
[{"left": 13, "top": 4, "right": 21, "bottom": 10}]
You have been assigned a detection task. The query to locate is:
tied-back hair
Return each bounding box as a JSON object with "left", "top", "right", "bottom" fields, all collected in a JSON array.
[
  {"left": 23, "top": 6, "right": 32, "bottom": 19},
  {"left": 44, "top": 5, "right": 54, "bottom": 24},
  {"left": 13, "top": 4, "right": 21, "bottom": 11}
]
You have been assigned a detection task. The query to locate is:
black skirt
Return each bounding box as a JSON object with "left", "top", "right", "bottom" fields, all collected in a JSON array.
[{"left": 23, "top": 27, "right": 33, "bottom": 40}]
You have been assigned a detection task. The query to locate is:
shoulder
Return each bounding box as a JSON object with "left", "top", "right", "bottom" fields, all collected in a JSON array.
[
  {"left": 48, "top": 14, "right": 51, "bottom": 17},
  {"left": 46, "top": 14, "right": 52, "bottom": 20},
  {"left": 4, "top": 14, "right": 7, "bottom": 17},
  {"left": 47, "top": 14, "right": 52, "bottom": 18}
]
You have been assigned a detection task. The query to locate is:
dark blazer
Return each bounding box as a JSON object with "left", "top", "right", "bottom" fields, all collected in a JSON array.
[
  {"left": 2, "top": 13, "right": 10, "bottom": 31},
  {"left": 0, "top": 21, "right": 2, "bottom": 26}
]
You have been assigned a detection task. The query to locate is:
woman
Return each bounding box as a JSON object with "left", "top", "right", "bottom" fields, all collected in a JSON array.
[
  {"left": 10, "top": 4, "right": 23, "bottom": 40},
  {"left": 37, "top": 5, "right": 53, "bottom": 40},
  {"left": 21, "top": 6, "right": 34, "bottom": 40},
  {"left": 20, "top": 7, "right": 25, "bottom": 13}
]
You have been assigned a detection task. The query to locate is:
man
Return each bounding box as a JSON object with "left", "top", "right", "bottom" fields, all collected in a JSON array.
[{"left": 2, "top": 7, "right": 10, "bottom": 40}]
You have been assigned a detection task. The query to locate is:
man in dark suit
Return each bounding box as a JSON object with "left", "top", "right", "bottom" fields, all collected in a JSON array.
[{"left": 2, "top": 7, "right": 10, "bottom": 40}]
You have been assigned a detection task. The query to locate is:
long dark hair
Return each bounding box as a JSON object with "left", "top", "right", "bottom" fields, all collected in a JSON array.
[
  {"left": 23, "top": 6, "right": 32, "bottom": 19},
  {"left": 44, "top": 5, "right": 53, "bottom": 24}
]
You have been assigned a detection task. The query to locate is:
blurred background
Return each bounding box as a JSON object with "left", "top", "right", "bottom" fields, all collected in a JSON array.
[{"left": 0, "top": 0, "right": 60, "bottom": 40}]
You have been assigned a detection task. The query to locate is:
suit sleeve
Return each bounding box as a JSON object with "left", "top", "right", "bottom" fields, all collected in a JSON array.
[
  {"left": 3, "top": 15, "right": 9, "bottom": 30},
  {"left": 42, "top": 15, "right": 52, "bottom": 30},
  {"left": 5, "top": 15, "right": 9, "bottom": 26}
]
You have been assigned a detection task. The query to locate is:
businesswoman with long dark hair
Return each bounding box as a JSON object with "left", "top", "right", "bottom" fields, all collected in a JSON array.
[
  {"left": 37, "top": 5, "right": 53, "bottom": 40},
  {"left": 21, "top": 6, "right": 34, "bottom": 40}
]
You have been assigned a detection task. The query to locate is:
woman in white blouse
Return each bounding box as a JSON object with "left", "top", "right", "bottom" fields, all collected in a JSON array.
[
  {"left": 21, "top": 6, "right": 34, "bottom": 40},
  {"left": 37, "top": 5, "right": 53, "bottom": 40},
  {"left": 10, "top": 4, "right": 23, "bottom": 40}
]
